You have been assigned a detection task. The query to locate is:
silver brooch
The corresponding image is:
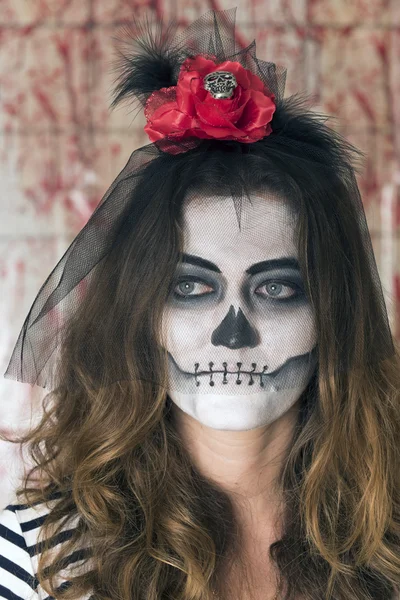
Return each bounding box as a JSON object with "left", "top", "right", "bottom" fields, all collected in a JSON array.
[{"left": 203, "top": 70, "right": 238, "bottom": 99}]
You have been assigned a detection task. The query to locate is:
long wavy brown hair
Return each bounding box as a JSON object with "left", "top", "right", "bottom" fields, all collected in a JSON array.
[{"left": 2, "top": 95, "right": 400, "bottom": 600}]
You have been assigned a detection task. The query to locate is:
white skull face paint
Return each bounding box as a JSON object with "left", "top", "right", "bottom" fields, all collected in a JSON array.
[{"left": 161, "top": 193, "right": 317, "bottom": 431}]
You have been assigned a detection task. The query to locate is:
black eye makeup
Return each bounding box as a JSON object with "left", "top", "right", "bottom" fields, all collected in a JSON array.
[
  {"left": 173, "top": 275, "right": 215, "bottom": 299},
  {"left": 170, "top": 255, "right": 306, "bottom": 304},
  {"left": 172, "top": 275, "right": 304, "bottom": 303},
  {"left": 250, "top": 269, "right": 305, "bottom": 303},
  {"left": 170, "top": 261, "right": 221, "bottom": 302},
  {"left": 253, "top": 278, "right": 304, "bottom": 302}
]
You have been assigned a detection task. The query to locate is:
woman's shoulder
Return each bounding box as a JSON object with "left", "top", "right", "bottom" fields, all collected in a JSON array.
[
  {"left": 0, "top": 496, "right": 51, "bottom": 599},
  {"left": 0, "top": 494, "right": 93, "bottom": 600}
]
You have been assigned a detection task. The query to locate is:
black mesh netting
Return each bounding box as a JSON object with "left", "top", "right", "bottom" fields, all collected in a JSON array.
[{"left": 4, "top": 8, "right": 395, "bottom": 406}]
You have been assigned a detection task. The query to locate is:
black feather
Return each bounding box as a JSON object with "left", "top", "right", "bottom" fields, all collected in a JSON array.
[{"left": 110, "top": 14, "right": 185, "bottom": 112}]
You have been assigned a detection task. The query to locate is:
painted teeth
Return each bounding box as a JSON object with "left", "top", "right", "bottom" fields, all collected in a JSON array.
[{"left": 193, "top": 362, "right": 268, "bottom": 387}]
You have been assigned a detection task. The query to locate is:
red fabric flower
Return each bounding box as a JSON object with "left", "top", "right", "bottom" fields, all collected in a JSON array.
[{"left": 144, "top": 55, "right": 276, "bottom": 148}]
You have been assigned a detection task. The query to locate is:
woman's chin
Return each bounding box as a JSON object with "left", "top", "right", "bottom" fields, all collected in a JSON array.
[{"left": 167, "top": 385, "right": 306, "bottom": 430}]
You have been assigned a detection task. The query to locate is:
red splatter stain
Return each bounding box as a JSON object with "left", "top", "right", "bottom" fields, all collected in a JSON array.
[
  {"left": 353, "top": 89, "right": 376, "bottom": 123},
  {"left": 21, "top": 25, "right": 37, "bottom": 37},
  {"left": 111, "top": 143, "right": 122, "bottom": 157},
  {"left": 33, "top": 88, "right": 58, "bottom": 123},
  {"left": 53, "top": 34, "right": 71, "bottom": 62},
  {"left": 375, "top": 38, "right": 388, "bottom": 64},
  {"left": 24, "top": 166, "right": 64, "bottom": 216},
  {"left": 15, "top": 260, "right": 25, "bottom": 276}
]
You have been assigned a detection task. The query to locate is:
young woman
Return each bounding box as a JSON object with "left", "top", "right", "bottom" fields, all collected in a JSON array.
[{"left": 1, "top": 8, "right": 399, "bottom": 600}]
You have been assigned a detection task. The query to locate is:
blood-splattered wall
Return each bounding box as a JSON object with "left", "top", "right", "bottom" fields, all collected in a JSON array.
[{"left": 0, "top": 0, "right": 399, "bottom": 506}]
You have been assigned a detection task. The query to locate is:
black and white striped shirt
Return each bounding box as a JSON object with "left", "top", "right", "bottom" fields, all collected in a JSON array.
[{"left": 0, "top": 496, "right": 93, "bottom": 600}]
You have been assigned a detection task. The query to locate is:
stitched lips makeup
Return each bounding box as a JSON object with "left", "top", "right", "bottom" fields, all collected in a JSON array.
[{"left": 160, "top": 194, "right": 317, "bottom": 429}]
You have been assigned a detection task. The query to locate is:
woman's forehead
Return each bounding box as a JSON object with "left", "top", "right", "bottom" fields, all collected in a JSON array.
[{"left": 181, "top": 194, "right": 298, "bottom": 262}]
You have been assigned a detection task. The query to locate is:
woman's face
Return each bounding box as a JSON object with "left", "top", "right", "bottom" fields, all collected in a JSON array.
[{"left": 161, "top": 193, "right": 317, "bottom": 431}]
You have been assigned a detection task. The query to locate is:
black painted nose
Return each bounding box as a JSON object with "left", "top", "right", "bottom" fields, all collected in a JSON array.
[{"left": 211, "top": 305, "right": 259, "bottom": 349}]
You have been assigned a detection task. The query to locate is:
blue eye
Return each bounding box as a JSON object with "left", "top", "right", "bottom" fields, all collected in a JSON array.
[{"left": 255, "top": 280, "right": 302, "bottom": 301}]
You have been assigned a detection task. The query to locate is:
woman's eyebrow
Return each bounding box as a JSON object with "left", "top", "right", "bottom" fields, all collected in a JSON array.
[
  {"left": 246, "top": 257, "right": 300, "bottom": 275},
  {"left": 180, "top": 253, "right": 221, "bottom": 272},
  {"left": 180, "top": 253, "right": 299, "bottom": 274}
]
